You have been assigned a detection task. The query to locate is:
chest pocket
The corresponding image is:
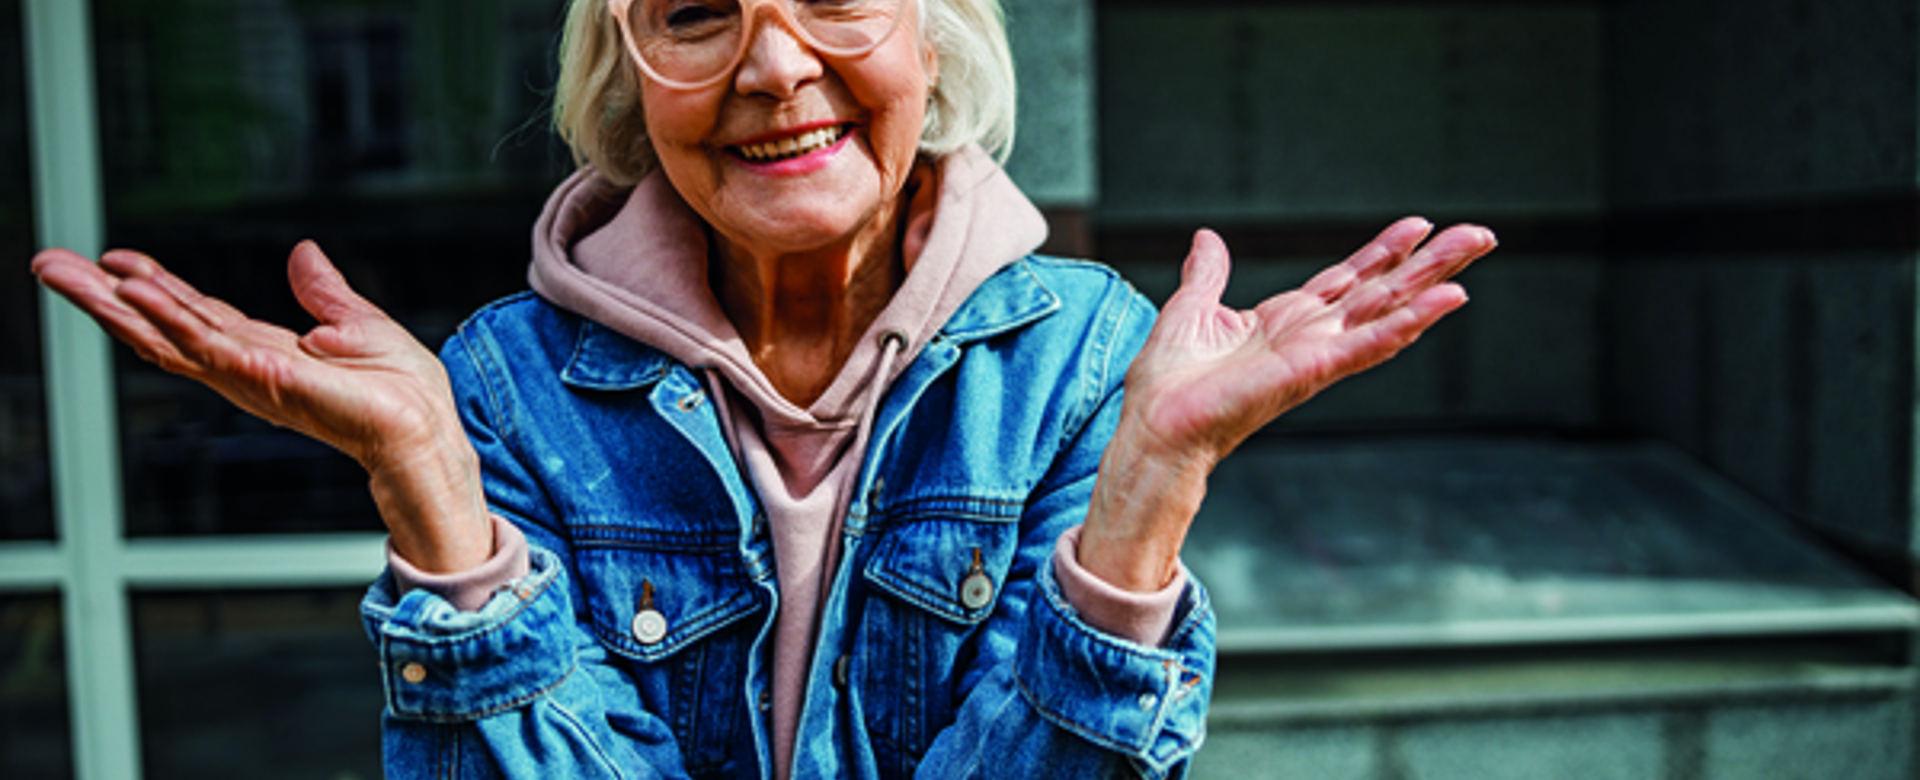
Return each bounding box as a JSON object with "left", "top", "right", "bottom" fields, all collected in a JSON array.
[
  {"left": 861, "top": 497, "right": 1024, "bottom": 625},
  {"left": 855, "top": 498, "right": 1024, "bottom": 771},
  {"left": 572, "top": 524, "right": 764, "bottom": 663}
]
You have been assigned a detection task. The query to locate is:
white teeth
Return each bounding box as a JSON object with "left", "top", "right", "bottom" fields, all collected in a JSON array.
[{"left": 738, "top": 126, "right": 844, "bottom": 162}]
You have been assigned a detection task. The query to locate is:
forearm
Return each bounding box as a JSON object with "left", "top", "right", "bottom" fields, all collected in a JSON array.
[{"left": 1079, "top": 417, "right": 1213, "bottom": 594}]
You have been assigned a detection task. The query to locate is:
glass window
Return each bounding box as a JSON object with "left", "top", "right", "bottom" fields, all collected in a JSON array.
[
  {"left": 133, "top": 588, "right": 378, "bottom": 780},
  {"left": 91, "top": 0, "right": 571, "bottom": 536},
  {"left": 0, "top": 0, "right": 52, "bottom": 542},
  {"left": 0, "top": 594, "right": 70, "bottom": 780}
]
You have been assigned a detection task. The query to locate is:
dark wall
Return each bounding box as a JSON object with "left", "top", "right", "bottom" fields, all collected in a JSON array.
[
  {"left": 1604, "top": 0, "right": 1920, "bottom": 564},
  {"left": 1094, "top": 0, "right": 1920, "bottom": 572}
]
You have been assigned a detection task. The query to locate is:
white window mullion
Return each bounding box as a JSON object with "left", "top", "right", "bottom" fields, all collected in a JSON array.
[
  {"left": 0, "top": 543, "right": 61, "bottom": 588},
  {"left": 23, "top": 0, "right": 143, "bottom": 779}
]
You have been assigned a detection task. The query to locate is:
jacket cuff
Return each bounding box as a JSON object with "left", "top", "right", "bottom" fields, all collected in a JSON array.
[
  {"left": 386, "top": 514, "right": 533, "bottom": 612},
  {"left": 1051, "top": 525, "right": 1187, "bottom": 647},
  {"left": 362, "top": 545, "right": 575, "bottom": 721},
  {"left": 1015, "top": 559, "right": 1214, "bottom": 778}
]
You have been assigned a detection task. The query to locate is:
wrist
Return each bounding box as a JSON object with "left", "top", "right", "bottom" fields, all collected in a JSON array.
[
  {"left": 367, "top": 438, "right": 492, "bottom": 574},
  {"left": 1080, "top": 423, "right": 1211, "bottom": 592}
]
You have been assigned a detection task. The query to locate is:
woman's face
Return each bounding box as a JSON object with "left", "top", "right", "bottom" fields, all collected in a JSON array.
[{"left": 638, "top": 2, "right": 934, "bottom": 259}]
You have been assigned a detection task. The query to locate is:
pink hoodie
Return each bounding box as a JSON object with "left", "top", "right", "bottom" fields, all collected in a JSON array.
[{"left": 389, "top": 146, "right": 1184, "bottom": 779}]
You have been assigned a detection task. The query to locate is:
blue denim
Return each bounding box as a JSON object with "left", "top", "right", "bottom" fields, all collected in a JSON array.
[{"left": 361, "top": 256, "right": 1215, "bottom": 779}]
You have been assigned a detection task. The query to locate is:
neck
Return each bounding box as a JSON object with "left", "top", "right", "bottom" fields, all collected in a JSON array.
[{"left": 711, "top": 207, "right": 906, "bottom": 407}]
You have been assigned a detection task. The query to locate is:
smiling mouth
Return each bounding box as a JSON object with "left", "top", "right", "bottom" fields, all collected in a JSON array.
[{"left": 733, "top": 124, "right": 850, "bottom": 163}]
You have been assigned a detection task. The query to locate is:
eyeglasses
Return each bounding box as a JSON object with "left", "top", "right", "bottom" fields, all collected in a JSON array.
[{"left": 609, "top": 0, "right": 908, "bottom": 90}]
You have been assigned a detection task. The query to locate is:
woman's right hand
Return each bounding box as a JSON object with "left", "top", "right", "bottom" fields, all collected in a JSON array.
[{"left": 32, "top": 241, "right": 492, "bottom": 572}]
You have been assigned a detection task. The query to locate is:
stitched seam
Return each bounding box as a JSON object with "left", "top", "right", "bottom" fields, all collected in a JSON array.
[
  {"left": 399, "top": 659, "right": 579, "bottom": 724},
  {"left": 864, "top": 571, "right": 990, "bottom": 625},
  {"left": 1071, "top": 275, "right": 1127, "bottom": 450},
  {"left": 591, "top": 590, "right": 763, "bottom": 662},
  {"left": 1161, "top": 581, "right": 1212, "bottom": 648},
  {"left": 1010, "top": 667, "right": 1148, "bottom": 758},
  {"left": 383, "top": 564, "right": 561, "bottom": 647},
  {"left": 941, "top": 260, "right": 1060, "bottom": 342},
  {"left": 455, "top": 329, "right": 516, "bottom": 448},
  {"left": 542, "top": 687, "right": 632, "bottom": 779},
  {"left": 880, "top": 495, "right": 1025, "bottom": 522},
  {"left": 1041, "top": 569, "right": 1190, "bottom": 661}
]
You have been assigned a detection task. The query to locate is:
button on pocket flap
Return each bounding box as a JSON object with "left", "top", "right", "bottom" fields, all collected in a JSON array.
[
  {"left": 575, "top": 539, "right": 764, "bottom": 663},
  {"left": 863, "top": 514, "right": 1019, "bottom": 626}
]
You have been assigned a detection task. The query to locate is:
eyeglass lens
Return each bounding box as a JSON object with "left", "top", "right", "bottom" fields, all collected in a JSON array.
[{"left": 626, "top": 0, "right": 904, "bottom": 85}]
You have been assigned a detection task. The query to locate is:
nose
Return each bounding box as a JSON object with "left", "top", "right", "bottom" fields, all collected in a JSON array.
[{"left": 733, "top": 5, "right": 823, "bottom": 98}]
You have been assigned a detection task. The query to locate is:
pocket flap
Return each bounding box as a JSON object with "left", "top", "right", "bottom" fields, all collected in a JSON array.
[
  {"left": 575, "top": 529, "right": 765, "bottom": 663},
  {"left": 863, "top": 505, "right": 1021, "bottom": 626}
]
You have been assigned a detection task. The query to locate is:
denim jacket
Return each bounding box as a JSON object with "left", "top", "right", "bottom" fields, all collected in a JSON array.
[{"left": 360, "top": 255, "right": 1215, "bottom": 779}]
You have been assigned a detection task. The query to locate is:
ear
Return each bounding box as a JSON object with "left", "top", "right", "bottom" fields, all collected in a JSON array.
[{"left": 921, "top": 27, "right": 939, "bottom": 90}]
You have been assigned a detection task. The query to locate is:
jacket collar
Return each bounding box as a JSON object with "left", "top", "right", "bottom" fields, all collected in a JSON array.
[{"left": 558, "top": 256, "right": 1061, "bottom": 392}]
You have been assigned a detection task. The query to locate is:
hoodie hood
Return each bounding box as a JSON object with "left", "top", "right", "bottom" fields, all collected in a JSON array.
[{"left": 527, "top": 143, "right": 1048, "bottom": 427}]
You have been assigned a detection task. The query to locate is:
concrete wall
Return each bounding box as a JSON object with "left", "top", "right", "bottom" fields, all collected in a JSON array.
[
  {"left": 1192, "top": 693, "right": 1915, "bottom": 780},
  {"left": 1097, "top": 5, "right": 1601, "bottom": 223},
  {"left": 1003, "top": 0, "right": 1097, "bottom": 208},
  {"left": 1607, "top": 0, "right": 1918, "bottom": 207},
  {"left": 1091, "top": 0, "right": 1920, "bottom": 564},
  {"left": 1604, "top": 0, "right": 1920, "bottom": 561},
  {"left": 1094, "top": 5, "right": 1607, "bottom": 431}
]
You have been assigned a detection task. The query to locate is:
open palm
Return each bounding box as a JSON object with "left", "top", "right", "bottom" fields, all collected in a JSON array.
[
  {"left": 1122, "top": 217, "right": 1495, "bottom": 469},
  {"left": 32, "top": 241, "right": 488, "bottom": 570}
]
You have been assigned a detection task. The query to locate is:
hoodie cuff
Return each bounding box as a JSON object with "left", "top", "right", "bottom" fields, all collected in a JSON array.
[
  {"left": 1051, "top": 525, "right": 1187, "bottom": 647},
  {"left": 386, "top": 514, "right": 532, "bottom": 612}
]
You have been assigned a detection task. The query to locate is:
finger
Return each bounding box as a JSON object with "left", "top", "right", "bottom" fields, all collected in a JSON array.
[
  {"left": 33, "top": 249, "right": 118, "bottom": 302},
  {"left": 113, "top": 273, "right": 298, "bottom": 385},
  {"left": 1336, "top": 283, "right": 1469, "bottom": 365},
  {"left": 1389, "top": 224, "right": 1497, "bottom": 292},
  {"left": 33, "top": 249, "right": 193, "bottom": 365},
  {"left": 1301, "top": 216, "right": 1433, "bottom": 301},
  {"left": 1167, "top": 229, "right": 1232, "bottom": 309},
  {"left": 100, "top": 249, "right": 249, "bottom": 329},
  {"left": 1337, "top": 225, "right": 1494, "bottom": 326}
]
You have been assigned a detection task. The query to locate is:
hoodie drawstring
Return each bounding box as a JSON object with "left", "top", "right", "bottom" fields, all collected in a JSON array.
[{"left": 817, "top": 329, "right": 908, "bottom": 589}]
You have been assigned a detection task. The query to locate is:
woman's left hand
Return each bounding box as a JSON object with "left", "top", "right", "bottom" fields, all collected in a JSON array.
[{"left": 1080, "top": 217, "right": 1496, "bottom": 591}]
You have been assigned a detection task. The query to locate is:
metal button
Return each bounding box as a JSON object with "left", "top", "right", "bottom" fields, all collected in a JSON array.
[
  {"left": 632, "top": 579, "right": 667, "bottom": 645},
  {"left": 960, "top": 572, "right": 994, "bottom": 611},
  {"left": 632, "top": 609, "right": 668, "bottom": 645},
  {"left": 832, "top": 654, "right": 851, "bottom": 690},
  {"left": 400, "top": 662, "right": 428, "bottom": 685},
  {"left": 959, "top": 547, "right": 993, "bottom": 610},
  {"left": 758, "top": 689, "right": 773, "bottom": 712},
  {"left": 676, "top": 391, "right": 705, "bottom": 412}
]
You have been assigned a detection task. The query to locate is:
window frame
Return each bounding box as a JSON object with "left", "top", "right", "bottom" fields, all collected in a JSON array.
[{"left": 5, "top": 4, "right": 386, "bottom": 779}]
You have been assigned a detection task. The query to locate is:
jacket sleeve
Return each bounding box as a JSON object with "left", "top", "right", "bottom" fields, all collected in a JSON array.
[
  {"left": 359, "top": 327, "right": 698, "bottom": 780},
  {"left": 910, "top": 277, "right": 1215, "bottom": 780}
]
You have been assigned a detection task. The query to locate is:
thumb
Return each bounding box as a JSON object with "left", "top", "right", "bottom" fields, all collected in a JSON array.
[
  {"left": 288, "top": 240, "right": 379, "bottom": 326},
  {"left": 1171, "top": 228, "right": 1232, "bottom": 308},
  {"left": 289, "top": 240, "right": 406, "bottom": 359}
]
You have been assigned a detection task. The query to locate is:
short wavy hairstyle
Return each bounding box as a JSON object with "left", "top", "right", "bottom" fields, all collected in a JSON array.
[{"left": 552, "top": 0, "right": 1017, "bottom": 186}]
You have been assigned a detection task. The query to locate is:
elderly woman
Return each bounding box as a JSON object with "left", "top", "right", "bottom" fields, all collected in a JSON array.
[{"left": 34, "top": 0, "right": 1493, "bottom": 777}]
